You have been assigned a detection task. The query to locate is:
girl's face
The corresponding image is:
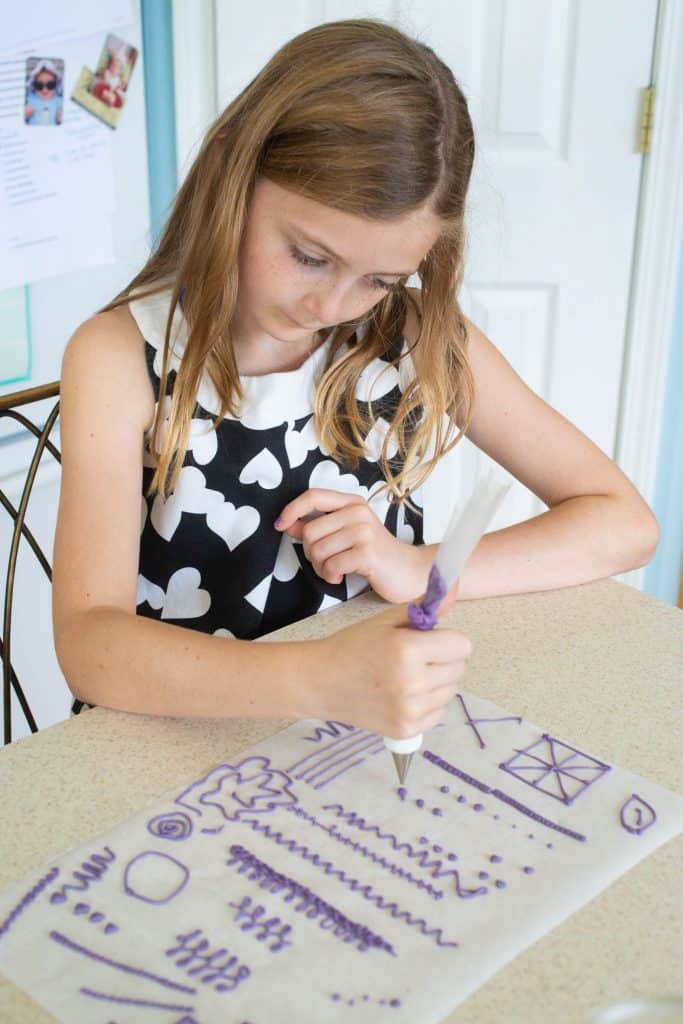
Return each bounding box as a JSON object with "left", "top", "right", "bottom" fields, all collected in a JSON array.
[{"left": 234, "top": 177, "right": 444, "bottom": 358}]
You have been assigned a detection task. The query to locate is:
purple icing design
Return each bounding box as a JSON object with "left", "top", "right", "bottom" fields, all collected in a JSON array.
[
  {"left": 70, "top": 902, "right": 118, "bottom": 934},
  {"left": 456, "top": 693, "right": 522, "bottom": 749},
  {"left": 148, "top": 812, "right": 193, "bottom": 841},
  {"left": 226, "top": 845, "right": 396, "bottom": 954},
  {"left": 123, "top": 851, "right": 189, "bottom": 904},
  {"left": 407, "top": 563, "right": 448, "bottom": 630},
  {"left": 500, "top": 734, "right": 611, "bottom": 805},
  {"left": 619, "top": 793, "right": 657, "bottom": 835},
  {"left": 49, "top": 847, "right": 115, "bottom": 904},
  {"left": 165, "top": 928, "right": 251, "bottom": 993},
  {"left": 284, "top": 805, "right": 444, "bottom": 899},
  {"left": 422, "top": 750, "right": 587, "bottom": 841},
  {"left": 319, "top": 803, "right": 486, "bottom": 899},
  {"left": 49, "top": 930, "right": 196, "bottom": 993},
  {"left": 234, "top": 822, "right": 463, "bottom": 947},
  {"left": 175, "top": 755, "right": 297, "bottom": 822},
  {"left": 330, "top": 993, "right": 402, "bottom": 1009},
  {"left": 0, "top": 866, "right": 59, "bottom": 940},
  {"left": 229, "top": 895, "right": 294, "bottom": 952},
  {"left": 302, "top": 720, "right": 356, "bottom": 743},
  {"left": 79, "top": 988, "right": 194, "bottom": 1012},
  {"left": 287, "top": 731, "right": 384, "bottom": 790}
]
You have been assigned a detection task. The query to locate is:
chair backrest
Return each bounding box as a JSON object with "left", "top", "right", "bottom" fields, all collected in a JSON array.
[{"left": 0, "top": 382, "right": 60, "bottom": 743}]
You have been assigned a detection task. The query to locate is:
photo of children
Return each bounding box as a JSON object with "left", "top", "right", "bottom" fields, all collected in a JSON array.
[
  {"left": 71, "top": 34, "right": 138, "bottom": 129},
  {"left": 24, "top": 58, "right": 64, "bottom": 126}
]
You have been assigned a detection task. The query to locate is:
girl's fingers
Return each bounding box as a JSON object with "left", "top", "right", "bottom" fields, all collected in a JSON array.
[{"left": 275, "top": 488, "right": 365, "bottom": 536}]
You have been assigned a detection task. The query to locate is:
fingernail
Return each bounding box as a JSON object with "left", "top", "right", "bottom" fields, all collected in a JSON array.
[{"left": 274, "top": 516, "right": 284, "bottom": 528}]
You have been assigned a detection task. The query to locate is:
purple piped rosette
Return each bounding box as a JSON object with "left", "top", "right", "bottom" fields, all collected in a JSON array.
[{"left": 407, "top": 564, "right": 449, "bottom": 631}]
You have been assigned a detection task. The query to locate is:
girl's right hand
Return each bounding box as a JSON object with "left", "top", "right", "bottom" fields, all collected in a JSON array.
[{"left": 312, "top": 604, "right": 472, "bottom": 738}]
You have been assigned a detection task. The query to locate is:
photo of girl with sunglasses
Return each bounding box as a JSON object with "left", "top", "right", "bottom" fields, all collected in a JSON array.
[{"left": 24, "top": 58, "right": 64, "bottom": 126}]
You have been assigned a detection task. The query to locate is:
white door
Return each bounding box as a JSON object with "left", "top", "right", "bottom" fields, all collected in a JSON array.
[{"left": 179, "top": 0, "right": 658, "bottom": 533}]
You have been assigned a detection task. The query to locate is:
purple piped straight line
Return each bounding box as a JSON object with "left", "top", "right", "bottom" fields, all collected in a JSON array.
[
  {"left": 49, "top": 931, "right": 197, "bottom": 993},
  {"left": 0, "top": 867, "right": 59, "bottom": 939},
  {"left": 313, "top": 747, "right": 384, "bottom": 790},
  {"left": 295, "top": 733, "right": 378, "bottom": 780},
  {"left": 422, "top": 750, "right": 492, "bottom": 793},
  {"left": 489, "top": 790, "right": 586, "bottom": 842},
  {"left": 287, "top": 730, "right": 369, "bottom": 773},
  {"left": 306, "top": 736, "right": 384, "bottom": 785},
  {"left": 79, "top": 988, "right": 194, "bottom": 1012},
  {"left": 456, "top": 694, "right": 485, "bottom": 749},
  {"left": 226, "top": 844, "right": 396, "bottom": 955}
]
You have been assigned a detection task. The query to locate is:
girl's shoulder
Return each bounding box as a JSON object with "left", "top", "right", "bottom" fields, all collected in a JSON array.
[{"left": 61, "top": 302, "right": 155, "bottom": 432}]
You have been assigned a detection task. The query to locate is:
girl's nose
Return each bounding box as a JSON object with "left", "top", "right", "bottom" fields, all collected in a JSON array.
[{"left": 302, "top": 281, "right": 355, "bottom": 326}]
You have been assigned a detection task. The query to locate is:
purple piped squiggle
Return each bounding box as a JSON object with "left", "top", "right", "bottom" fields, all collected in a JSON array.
[
  {"left": 0, "top": 867, "right": 59, "bottom": 939},
  {"left": 49, "top": 847, "right": 115, "bottom": 904},
  {"left": 239, "top": 821, "right": 462, "bottom": 947},
  {"left": 407, "top": 564, "right": 448, "bottom": 630},
  {"left": 226, "top": 845, "right": 395, "bottom": 955},
  {"left": 284, "top": 805, "right": 443, "bottom": 899}
]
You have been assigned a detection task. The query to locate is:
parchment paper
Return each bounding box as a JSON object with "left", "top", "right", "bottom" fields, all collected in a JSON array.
[{"left": 1, "top": 690, "right": 681, "bottom": 1023}]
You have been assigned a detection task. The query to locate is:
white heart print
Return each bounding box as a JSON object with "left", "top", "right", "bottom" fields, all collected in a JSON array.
[
  {"left": 161, "top": 567, "right": 211, "bottom": 620},
  {"left": 239, "top": 448, "right": 284, "bottom": 490},
  {"left": 206, "top": 502, "right": 260, "bottom": 551}
]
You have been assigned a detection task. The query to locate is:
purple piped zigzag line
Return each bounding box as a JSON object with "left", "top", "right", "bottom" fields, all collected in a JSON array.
[
  {"left": 49, "top": 931, "right": 197, "bottom": 994},
  {"left": 421, "top": 750, "right": 587, "bottom": 842},
  {"left": 226, "top": 844, "right": 395, "bottom": 955},
  {"left": 285, "top": 806, "right": 444, "bottom": 899},
  {"left": 320, "top": 804, "right": 486, "bottom": 890},
  {"left": 0, "top": 867, "right": 59, "bottom": 939},
  {"left": 241, "top": 820, "right": 460, "bottom": 948}
]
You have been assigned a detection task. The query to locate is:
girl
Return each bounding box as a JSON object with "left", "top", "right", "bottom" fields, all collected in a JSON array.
[{"left": 53, "top": 19, "right": 658, "bottom": 740}]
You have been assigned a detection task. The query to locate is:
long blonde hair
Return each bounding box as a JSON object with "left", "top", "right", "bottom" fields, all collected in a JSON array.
[{"left": 101, "top": 18, "right": 476, "bottom": 502}]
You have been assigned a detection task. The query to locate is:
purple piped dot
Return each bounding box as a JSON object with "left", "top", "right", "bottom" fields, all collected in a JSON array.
[
  {"left": 49, "top": 892, "right": 66, "bottom": 905},
  {"left": 478, "top": 871, "right": 489, "bottom": 880},
  {"left": 493, "top": 813, "right": 500, "bottom": 820},
  {"left": 527, "top": 833, "right": 535, "bottom": 840},
  {"left": 489, "top": 854, "right": 503, "bottom": 864},
  {"left": 416, "top": 798, "right": 425, "bottom": 808},
  {"left": 89, "top": 911, "right": 105, "bottom": 923},
  {"left": 495, "top": 879, "right": 507, "bottom": 889},
  {"left": 419, "top": 835, "right": 429, "bottom": 845},
  {"left": 331, "top": 994, "right": 341, "bottom": 1002},
  {"left": 547, "top": 842, "right": 554, "bottom": 849},
  {"left": 447, "top": 852, "right": 457, "bottom": 862},
  {"left": 397, "top": 787, "right": 408, "bottom": 801},
  {"left": 390, "top": 998, "right": 402, "bottom": 1008},
  {"left": 363, "top": 995, "right": 369, "bottom": 1001},
  {"left": 512, "top": 823, "right": 517, "bottom": 829},
  {"left": 473, "top": 803, "right": 485, "bottom": 812},
  {"left": 432, "top": 844, "right": 443, "bottom": 854},
  {"left": 104, "top": 923, "right": 118, "bottom": 934},
  {"left": 432, "top": 807, "right": 443, "bottom": 817},
  {"left": 523, "top": 865, "right": 535, "bottom": 875},
  {"left": 349, "top": 999, "right": 355, "bottom": 1006},
  {"left": 379, "top": 1000, "right": 386, "bottom": 1006},
  {"left": 457, "top": 795, "right": 467, "bottom": 804},
  {"left": 439, "top": 785, "right": 450, "bottom": 795},
  {"left": 73, "top": 903, "right": 89, "bottom": 915}
]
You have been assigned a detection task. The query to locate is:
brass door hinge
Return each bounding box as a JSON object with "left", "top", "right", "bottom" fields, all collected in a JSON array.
[{"left": 638, "top": 87, "right": 655, "bottom": 154}]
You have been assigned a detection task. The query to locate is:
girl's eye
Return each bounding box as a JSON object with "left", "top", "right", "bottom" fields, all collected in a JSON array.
[{"left": 289, "top": 245, "right": 396, "bottom": 292}]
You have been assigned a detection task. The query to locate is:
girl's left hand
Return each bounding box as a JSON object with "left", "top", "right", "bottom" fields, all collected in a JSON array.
[{"left": 275, "top": 488, "right": 428, "bottom": 603}]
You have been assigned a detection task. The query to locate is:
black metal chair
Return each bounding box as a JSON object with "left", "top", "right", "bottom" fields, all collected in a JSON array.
[{"left": 1, "top": 382, "right": 64, "bottom": 743}]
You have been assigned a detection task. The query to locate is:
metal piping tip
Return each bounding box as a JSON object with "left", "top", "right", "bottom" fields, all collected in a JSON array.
[{"left": 392, "top": 752, "right": 414, "bottom": 786}]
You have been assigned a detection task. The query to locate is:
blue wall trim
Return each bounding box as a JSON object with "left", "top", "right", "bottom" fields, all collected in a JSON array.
[
  {"left": 141, "top": 0, "right": 178, "bottom": 243},
  {"left": 643, "top": 241, "right": 683, "bottom": 605}
]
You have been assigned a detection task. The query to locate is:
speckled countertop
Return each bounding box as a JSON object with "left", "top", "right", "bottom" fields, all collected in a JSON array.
[{"left": 1, "top": 579, "right": 681, "bottom": 1023}]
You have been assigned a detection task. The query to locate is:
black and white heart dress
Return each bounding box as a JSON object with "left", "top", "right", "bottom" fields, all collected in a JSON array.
[{"left": 130, "top": 290, "right": 425, "bottom": 640}]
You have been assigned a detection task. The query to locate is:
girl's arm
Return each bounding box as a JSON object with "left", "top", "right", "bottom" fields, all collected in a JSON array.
[
  {"left": 451, "top": 316, "right": 659, "bottom": 599},
  {"left": 52, "top": 309, "right": 470, "bottom": 732}
]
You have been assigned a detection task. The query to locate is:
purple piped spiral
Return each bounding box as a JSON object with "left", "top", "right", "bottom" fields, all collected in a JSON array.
[{"left": 407, "top": 564, "right": 448, "bottom": 630}]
